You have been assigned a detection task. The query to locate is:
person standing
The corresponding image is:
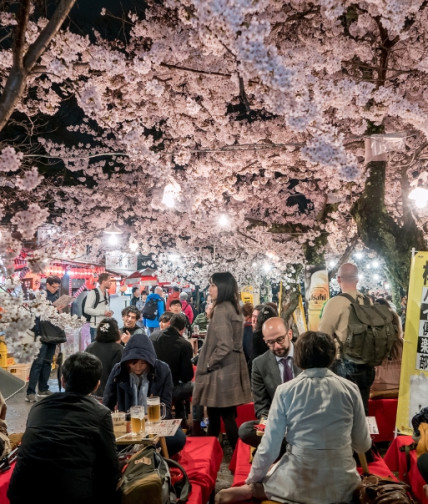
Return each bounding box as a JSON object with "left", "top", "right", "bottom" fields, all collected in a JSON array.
[
  {"left": 166, "top": 286, "right": 181, "bottom": 310},
  {"left": 9, "top": 352, "right": 120, "bottom": 504},
  {"left": 26, "top": 276, "right": 66, "bottom": 402},
  {"left": 85, "top": 273, "right": 114, "bottom": 342},
  {"left": 319, "top": 262, "right": 375, "bottom": 413},
  {"left": 143, "top": 286, "right": 166, "bottom": 335},
  {"left": 130, "top": 286, "right": 141, "bottom": 307},
  {"left": 179, "top": 292, "right": 195, "bottom": 325},
  {"left": 193, "top": 272, "right": 251, "bottom": 449}
]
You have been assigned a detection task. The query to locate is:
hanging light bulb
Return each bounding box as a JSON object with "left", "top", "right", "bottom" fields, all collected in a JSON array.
[
  {"left": 104, "top": 224, "right": 123, "bottom": 234},
  {"left": 162, "top": 180, "right": 181, "bottom": 208},
  {"left": 409, "top": 185, "right": 428, "bottom": 209},
  {"left": 218, "top": 214, "right": 230, "bottom": 228},
  {"left": 108, "top": 234, "right": 119, "bottom": 245}
]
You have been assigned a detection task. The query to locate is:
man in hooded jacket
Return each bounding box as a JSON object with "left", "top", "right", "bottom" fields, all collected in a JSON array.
[{"left": 103, "top": 333, "right": 186, "bottom": 455}]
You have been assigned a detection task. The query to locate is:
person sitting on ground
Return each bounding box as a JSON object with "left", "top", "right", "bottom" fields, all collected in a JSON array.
[
  {"left": 239, "top": 317, "right": 301, "bottom": 449},
  {"left": 215, "top": 331, "right": 371, "bottom": 504},
  {"left": 120, "top": 305, "right": 146, "bottom": 345},
  {"left": 103, "top": 332, "right": 186, "bottom": 456},
  {"left": 170, "top": 299, "right": 193, "bottom": 337},
  {"left": 159, "top": 311, "right": 174, "bottom": 330},
  {"left": 192, "top": 303, "right": 212, "bottom": 333},
  {"left": 370, "top": 298, "right": 403, "bottom": 399},
  {"left": 85, "top": 318, "right": 123, "bottom": 398},
  {"left": 169, "top": 299, "right": 182, "bottom": 315},
  {"left": 8, "top": 352, "right": 120, "bottom": 504},
  {"left": 0, "top": 391, "right": 11, "bottom": 458},
  {"left": 248, "top": 304, "right": 278, "bottom": 373}
]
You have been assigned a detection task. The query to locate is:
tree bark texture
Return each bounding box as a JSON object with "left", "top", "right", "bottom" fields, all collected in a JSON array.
[
  {"left": 0, "top": 0, "right": 77, "bottom": 132},
  {"left": 351, "top": 161, "right": 426, "bottom": 293}
]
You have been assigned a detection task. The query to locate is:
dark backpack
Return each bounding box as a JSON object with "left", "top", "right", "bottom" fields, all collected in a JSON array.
[
  {"left": 143, "top": 298, "right": 159, "bottom": 320},
  {"left": 119, "top": 445, "right": 191, "bottom": 504},
  {"left": 336, "top": 293, "right": 397, "bottom": 367},
  {"left": 81, "top": 289, "right": 101, "bottom": 322}
]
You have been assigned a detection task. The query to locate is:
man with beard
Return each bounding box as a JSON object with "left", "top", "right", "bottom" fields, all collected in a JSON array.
[{"left": 238, "top": 317, "right": 301, "bottom": 448}]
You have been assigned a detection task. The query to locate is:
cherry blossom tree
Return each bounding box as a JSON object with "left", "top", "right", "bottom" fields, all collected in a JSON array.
[{"left": 1, "top": 0, "right": 428, "bottom": 343}]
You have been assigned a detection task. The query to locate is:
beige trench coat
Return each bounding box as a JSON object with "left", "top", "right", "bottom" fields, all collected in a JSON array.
[{"left": 192, "top": 301, "right": 252, "bottom": 408}]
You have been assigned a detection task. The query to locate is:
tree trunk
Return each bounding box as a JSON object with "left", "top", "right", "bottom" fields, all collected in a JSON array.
[{"left": 351, "top": 161, "right": 425, "bottom": 293}]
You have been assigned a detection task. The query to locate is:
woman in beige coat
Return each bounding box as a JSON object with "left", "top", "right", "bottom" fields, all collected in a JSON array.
[{"left": 193, "top": 272, "right": 252, "bottom": 449}]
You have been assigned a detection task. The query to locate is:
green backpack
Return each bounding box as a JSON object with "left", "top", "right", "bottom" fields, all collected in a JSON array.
[
  {"left": 119, "top": 445, "right": 191, "bottom": 504},
  {"left": 336, "top": 294, "right": 398, "bottom": 367}
]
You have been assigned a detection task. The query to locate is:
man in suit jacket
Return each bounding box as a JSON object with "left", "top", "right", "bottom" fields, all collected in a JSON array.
[{"left": 239, "top": 317, "right": 301, "bottom": 447}]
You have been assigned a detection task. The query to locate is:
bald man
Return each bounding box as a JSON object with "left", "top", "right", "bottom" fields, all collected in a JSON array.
[
  {"left": 319, "top": 263, "right": 375, "bottom": 413},
  {"left": 238, "top": 317, "right": 301, "bottom": 448}
]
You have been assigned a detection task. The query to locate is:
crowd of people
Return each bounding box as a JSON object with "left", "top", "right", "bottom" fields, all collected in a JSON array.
[{"left": 2, "top": 264, "right": 427, "bottom": 504}]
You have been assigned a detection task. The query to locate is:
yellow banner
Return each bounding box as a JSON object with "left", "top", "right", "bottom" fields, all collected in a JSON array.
[
  {"left": 304, "top": 266, "right": 330, "bottom": 331},
  {"left": 240, "top": 285, "right": 259, "bottom": 306},
  {"left": 396, "top": 251, "right": 428, "bottom": 435},
  {"left": 293, "top": 292, "right": 308, "bottom": 335}
]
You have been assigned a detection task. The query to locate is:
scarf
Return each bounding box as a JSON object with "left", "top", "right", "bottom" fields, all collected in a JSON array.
[{"left": 129, "top": 371, "right": 149, "bottom": 411}]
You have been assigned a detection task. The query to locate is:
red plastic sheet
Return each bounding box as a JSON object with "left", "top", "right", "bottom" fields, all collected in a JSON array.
[
  {"left": 177, "top": 436, "right": 223, "bottom": 504},
  {"left": 384, "top": 435, "right": 428, "bottom": 504}
]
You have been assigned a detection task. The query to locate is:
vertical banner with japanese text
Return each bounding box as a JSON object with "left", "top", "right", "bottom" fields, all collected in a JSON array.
[
  {"left": 304, "top": 266, "right": 330, "bottom": 331},
  {"left": 396, "top": 251, "right": 428, "bottom": 435}
]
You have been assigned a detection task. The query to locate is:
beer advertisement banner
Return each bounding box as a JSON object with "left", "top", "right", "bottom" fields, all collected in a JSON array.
[
  {"left": 304, "top": 265, "right": 330, "bottom": 331},
  {"left": 293, "top": 291, "right": 308, "bottom": 335},
  {"left": 396, "top": 251, "right": 428, "bottom": 435}
]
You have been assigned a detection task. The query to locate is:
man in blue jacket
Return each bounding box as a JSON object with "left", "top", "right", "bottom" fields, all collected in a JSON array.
[
  {"left": 103, "top": 333, "right": 186, "bottom": 455},
  {"left": 143, "top": 286, "right": 165, "bottom": 335}
]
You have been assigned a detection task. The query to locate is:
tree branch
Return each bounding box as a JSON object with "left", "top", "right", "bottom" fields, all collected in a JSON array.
[{"left": 0, "top": 0, "right": 77, "bottom": 132}]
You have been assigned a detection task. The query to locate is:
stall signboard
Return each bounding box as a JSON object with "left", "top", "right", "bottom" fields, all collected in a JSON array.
[
  {"left": 304, "top": 265, "right": 329, "bottom": 331},
  {"left": 396, "top": 251, "right": 428, "bottom": 435},
  {"left": 240, "top": 285, "right": 259, "bottom": 306},
  {"left": 105, "top": 251, "right": 137, "bottom": 273}
]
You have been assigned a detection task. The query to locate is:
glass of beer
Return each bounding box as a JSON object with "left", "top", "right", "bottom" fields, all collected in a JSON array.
[
  {"left": 147, "top": 396, "right": 166, "bottom": 424},
  {"left": 112, "top": 411, "right": 127, "bottom": 437},
  {"left": 130, "top": 406, "right": 145, "bottom": 436}
]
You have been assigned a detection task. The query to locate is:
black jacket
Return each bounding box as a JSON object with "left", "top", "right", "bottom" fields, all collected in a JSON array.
[
  {"left": 34, "top": 288, "right": 66, "bottom": 344},
  {"left": 150, "top": 327, "right": 194, "bottom": 385},
  {"left": 103, "top": 333, "right": 173, "bottom": 417},
  {"left": 8, "top": 393, "right": 119, "bottom": 504},
  {"left": 85, "top": 341, "right": 123, "bottom": 396}
]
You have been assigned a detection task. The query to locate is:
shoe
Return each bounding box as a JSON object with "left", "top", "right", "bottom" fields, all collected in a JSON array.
[
  {"left": 37, "top": 390, "right": 53, "bottom": 396},
  {"left": 25, "top": 394, "right": 36, "bottom": 402}
]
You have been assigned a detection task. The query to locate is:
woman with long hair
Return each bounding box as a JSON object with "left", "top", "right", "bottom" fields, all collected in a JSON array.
[{"left": 193, "top": 272, "right": 252, "bottom": 449}]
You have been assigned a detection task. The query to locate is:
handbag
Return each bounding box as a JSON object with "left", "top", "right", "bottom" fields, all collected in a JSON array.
[
  {"left": 39, "top": 320, "right": 67, "bottom": 344},
  {"left": 353, "top": 452, "right": 415, "bottom": 504},
  {"left": 354, "top": 474, "right": 415, "bottom": 504}
]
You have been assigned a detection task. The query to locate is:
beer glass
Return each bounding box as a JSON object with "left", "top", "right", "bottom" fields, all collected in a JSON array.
[
  {"left": 130, "top": 406, "right": 145, "bottom": 436},
  {"left": 147, "top": 396, "right": 166, "bottom": 424},
  {"left": 112, "top": 411, "right": 126, "bottom": 436}
]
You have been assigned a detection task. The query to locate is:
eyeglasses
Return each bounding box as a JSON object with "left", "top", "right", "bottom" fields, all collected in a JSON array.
[{"left": 264, "top": 335, "right": 286, "bottom": 347}]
